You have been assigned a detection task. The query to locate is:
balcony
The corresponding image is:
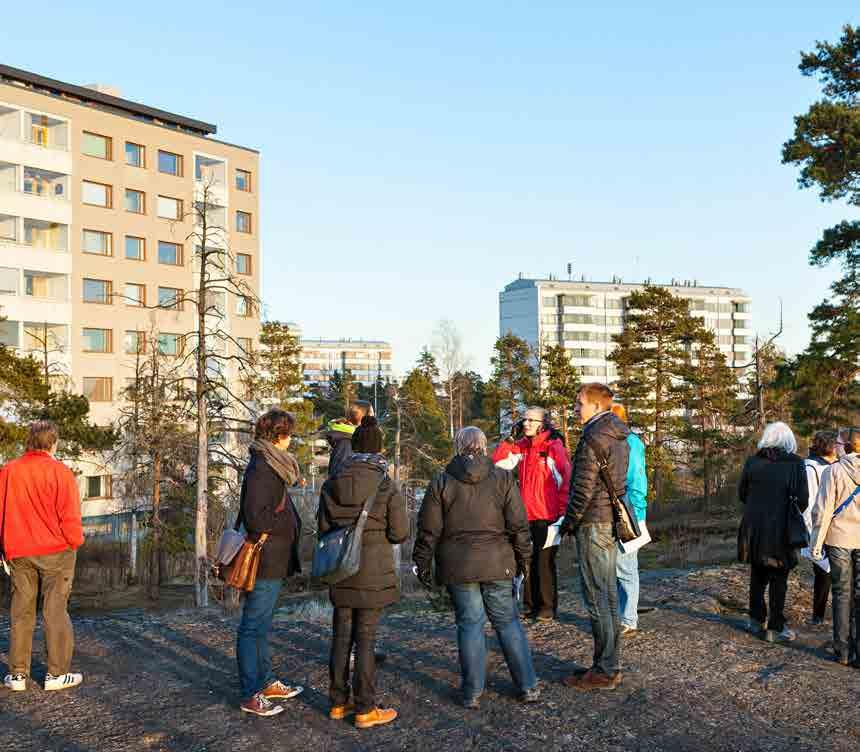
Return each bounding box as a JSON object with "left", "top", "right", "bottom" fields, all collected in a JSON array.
[
  {"left": 24, "top": 270, "right": 69, "bottom": 302},
  {"left": 0, "top": 164, "right": 72, "bottom": 224},
  {"left": 24, "top": 218, "right": 68, "bottom": 252},
  {"left": 0, "top": 107, "right": 72, "bottom": 174}
]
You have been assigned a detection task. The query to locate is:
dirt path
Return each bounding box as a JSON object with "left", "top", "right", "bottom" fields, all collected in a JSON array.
[{"left": 1, "top": 564, "right": 857, "bottom": 752}]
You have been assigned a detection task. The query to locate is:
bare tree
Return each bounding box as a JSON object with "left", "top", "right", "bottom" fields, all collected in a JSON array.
[{"left": 432, "top": 319, "right": 468, "bottom": 438}]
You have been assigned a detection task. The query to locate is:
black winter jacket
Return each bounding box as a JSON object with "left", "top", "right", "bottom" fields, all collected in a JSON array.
[
  {"left": 563, "top": 412, "right": 630, "bottom": 528},
  {"left": 325, "top": 422, "right": 355, "bottom": 478},
  {"left": 413, "top": 455, "right": 532, "bottom": 586},
  {"left": 738, "top": 449, "right": 809, "bottom": 569},
  {"left": 239, "top": 452, "right": 302, "bottom": 581},
  {"left": 318, "top": 454, "right": 410, "bottom": 609}
]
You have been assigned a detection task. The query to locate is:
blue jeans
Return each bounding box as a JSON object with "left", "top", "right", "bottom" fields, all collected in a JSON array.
[
  {"left": 827, "top": 546, "right": 859, "bottom": 661},
  {"left": 576, "top": 523, "right": 621, "bottom": 675},
  {"left": 448, "top": 581, "right": 537, "bottom": 700},
  {"left": 616, "top": 548, "right": 639, "bottom": 629},
  {"left": 236, "top": 579, "right": 282, "bottom": 700}
]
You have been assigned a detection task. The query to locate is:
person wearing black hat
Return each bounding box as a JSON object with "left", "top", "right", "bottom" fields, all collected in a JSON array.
[{"left": 318, "top": 416, "right": 409, "bottom": 729}]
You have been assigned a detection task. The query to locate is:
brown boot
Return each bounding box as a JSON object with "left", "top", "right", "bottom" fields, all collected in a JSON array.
[
  {"left": 329, "top": 701, "right": 356, "bottom": 720},
  {"left": 569, "top": 670, "right": 621, "bottom": 691},
  {"left": 355, "top": 707, "right": 398, "bottom": 729}
]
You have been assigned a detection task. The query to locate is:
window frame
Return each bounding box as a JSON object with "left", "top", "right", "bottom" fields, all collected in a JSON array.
[
  {"left": 81, "top": 131, "right": 112, "bottom": 160},
  {"left": 157, "top": 286, "right": 183, "bottom": 311},
  {"left": 157, "top": 150, "right": 183, "bottom": 177},
  {"left": 235, "top": 169, "right": 252, "bottom": 192},
  {"left": 157, "top": 332, "right": 183, "bottom": 357},
  {"left": 157, "top": 195, "right": 183, "bottom": 220},
  {"left": 124, "top": 188, "right": 146, "bottom": 214},
  {"left": 82, "top": 377, "right": 113, "bottom": 403},
  {"left": 235, "top": 211, "right": 252, "bottom": 234},
  {"left": 157, "top": 240, "right": 183, "bottom": 266},
  {"left": 81, "top": 228, "right": 113, "bottom": 256},
  {"left": 123, "top": 330, "right": 147, "bottom": 355},
  {"left": 235, "top": 295, "right": 253, "bottom": 318},
  {"left": 81, "top": 180, "right": 113, "bottom": 208},
  {"left": 235, "top": 253, "right": 252, "bottom": 275},
  {"left": 124, "top": 141, "right": 146, "bottom": 168},
  {"left": 124, "top": 282, "right": 146, "bottom": 308},
  {"left": 82, "top": 278, "right": 113, "bottom": 305},
  {"left": 124, "top": 235, "right": 145, "bottom": 261},
  {"left": 82, "top": 327, "right": 113, "bottom": 354}
]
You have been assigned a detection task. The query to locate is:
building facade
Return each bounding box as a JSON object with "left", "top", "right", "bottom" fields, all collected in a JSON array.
[
  {"left": 300, "top": 339, "right": 393, "bottom": 387},
  {"left": 500, "top": 276, "right": 752, "bottom": 383},
  {"left": 0, "top": 65, "right": 261, "bottom": 522}
]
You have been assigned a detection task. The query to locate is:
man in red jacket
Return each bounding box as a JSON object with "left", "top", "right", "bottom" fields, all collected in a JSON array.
[
  {"left": 493, "top": 407, "right": 571, "bottom": 620},
  {"left": 0, "top": 421, "right": 84, "bottom": 692}
]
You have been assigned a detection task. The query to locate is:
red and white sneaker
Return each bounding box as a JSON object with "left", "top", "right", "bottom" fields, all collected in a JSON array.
[
  {"left": 261, "top": 680, "right": 303, "bottom": 701},
  {"left": 240, "top": 692, "right": 284, "bottom": 717}
]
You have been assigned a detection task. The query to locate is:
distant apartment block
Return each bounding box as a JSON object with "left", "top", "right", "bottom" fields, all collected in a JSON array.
[
  {"left": 300, "top": 339, "right": 393, "bottom": 387},
  {"left": 500, "top": 276, "right": 753, "bottom": 384}
]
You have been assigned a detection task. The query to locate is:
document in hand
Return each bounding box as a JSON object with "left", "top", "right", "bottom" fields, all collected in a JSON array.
[
  {"left": 800, "top": 546, "right": 830, "bottom": 573},
  {"left": 618, "top": 520, "right": 651, "bottom": 554},
  {"left": 513, "top": 573, "right": 525, "bottom": 601},
  {"left": 543, "top": 517, "right": 565, "bottom": 549}
]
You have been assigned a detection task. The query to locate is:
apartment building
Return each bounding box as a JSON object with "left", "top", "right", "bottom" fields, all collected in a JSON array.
[
  {"left": 500, "top": 276, "right": 753, "bottom": 384},
  {"left": 300, "top": 339, "right": 393, "bottom": 387},
  {"left": 0, "top": 65, "right": 261, "bottom": 522}
]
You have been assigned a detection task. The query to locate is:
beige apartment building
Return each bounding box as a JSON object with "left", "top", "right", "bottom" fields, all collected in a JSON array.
[{"left": 0, "top": 64, "right": 260, "bottom": 525}]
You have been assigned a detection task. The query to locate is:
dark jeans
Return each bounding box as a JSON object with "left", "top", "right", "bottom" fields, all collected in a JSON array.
[
  {"left": 524, "top": 520, "right": 558, "bottom": 618},
  {"left": 827, "top": 546, "right": 859, "bottom": 661},
  {"left": 575, "top": 523, "right": 620, "bottom": 676},
  {"left": 330, "top": 607, "right": 382, "bottom": 713},
  {"left": 448, "top": 581, "right": 537, "bottom": 700},
  {"left": 749, "top": 564, "right": 789, "bottom": 632},
  {"left": 236, "top": 579, "right": 281, "bottom": 700},
  {"left": 812, "top": 561, "right": 831, "bottom": 621}
]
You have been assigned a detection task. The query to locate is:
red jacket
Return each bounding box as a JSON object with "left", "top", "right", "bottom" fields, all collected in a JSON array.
[
  {"left": 493, "top": 432, "right": 572, "bottom": 521},
  {"left": 0, "top": 451, "right": 83, "bottom": 560}
]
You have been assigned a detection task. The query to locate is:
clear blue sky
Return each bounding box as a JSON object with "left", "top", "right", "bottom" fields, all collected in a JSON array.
[{"left": 5, "top": 2, "right": 858, "bottom": 376}]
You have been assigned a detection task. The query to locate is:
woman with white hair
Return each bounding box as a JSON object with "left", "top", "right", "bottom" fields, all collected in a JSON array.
[{"left": 738, "top": 422, "right": 809, "bottom": 643}]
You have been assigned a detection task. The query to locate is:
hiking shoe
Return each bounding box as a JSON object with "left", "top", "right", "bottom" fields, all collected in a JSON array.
[
  {"left": 355, "top": 707, "right": 398, "bottom": 729},
  {"left": 240, "top": 693, "right": 283, "bottom": 717},
  {"left": 620, "top": 624, "right": 639, "bottom": 637},
  {"left": 261, "top": 680, "right": 303, "bottom": 701},
  {"left": 329, "top": 701, "right": 356, "bottom": 720},
  {"left": 519, "top": 686, "right": 540, "bottom": 703},
  {"left": 44, "top": 673, "right": 82, "bottom": 691},
  {"left": 565, "top": 669, "right": 621, "bottom": 691},
  {"left": 764, "top": 627, "right": 796, "bottom": 643},
  {"left": 4, "top": 673, "right": 26, "bottom": 692},
  {"left": 746, "top": 619, "right": 765, "bottom": 635}
]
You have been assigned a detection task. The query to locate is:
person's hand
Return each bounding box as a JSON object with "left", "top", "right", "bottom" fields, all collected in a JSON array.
[
  {"left": 559, "top": 518, "right": 575, "bottom": 538},
  {"left": 414, "top": 566, "right": 435, "bottom": 590},
  {"left": 516, "top": 564, "right": 529, "bottom": 581}
]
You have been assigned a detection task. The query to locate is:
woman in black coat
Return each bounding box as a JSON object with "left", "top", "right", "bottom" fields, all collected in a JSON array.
[
  {"left": 739, "top": 421, "right": 809, "bottom": 643},
  {"left": 318, "top": 416, "right": 409, "bottom": 729},
  {"left": 236, "top": 409, "right": 305, "bottom": 717}
]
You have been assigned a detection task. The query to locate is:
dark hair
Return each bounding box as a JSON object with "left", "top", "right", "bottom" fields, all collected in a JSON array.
[
  {"left": 848, "top": 427, "right": 860, "bottom": 454},
  {"left": 578, "top": 383, "right": 614, "bottom": 411},
  {"left": 347, "top": 400, "right": 372, "bottom": 426},
  {"left": 810, "top": 430, "right": 838, "bottom": 458},
  {"left": 27, "top": 420, "right": 59, "bottom": 451},
  {"left": 352, "top": 415, "right": 384, "bottom": 453},
  {"left": 254, "top": 409, "right": 296, "bottom": 442}
]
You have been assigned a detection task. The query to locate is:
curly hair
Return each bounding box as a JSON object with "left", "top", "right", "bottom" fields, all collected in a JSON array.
[{"left": 254, "top": 409, "right": 296, "bottom": 442}]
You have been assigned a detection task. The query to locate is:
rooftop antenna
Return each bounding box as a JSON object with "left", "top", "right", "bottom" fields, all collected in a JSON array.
[{"left": 567, "top": 262, "right": 572, "bottom": 280}]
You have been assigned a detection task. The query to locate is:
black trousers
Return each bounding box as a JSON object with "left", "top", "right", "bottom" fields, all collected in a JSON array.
[
  {"left": 524, "top": 521, "right": 558, "bottom": 618},
  {"left": 812, "top": 561, "right": 831, "bottom": 621},
  {"left": 749, "top": 564, "right": 789, "bottom": 632},
  {"left": 330, "top": 607, "right": 382, "bottom": 713}
]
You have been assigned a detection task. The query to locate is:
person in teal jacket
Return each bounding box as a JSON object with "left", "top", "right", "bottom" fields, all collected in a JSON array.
[{"left": 611, "top": 404, "right": 648, "bottom": 634}]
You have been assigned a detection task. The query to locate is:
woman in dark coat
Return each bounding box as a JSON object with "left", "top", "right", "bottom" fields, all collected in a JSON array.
[
  {"left": 236, "top": 409, "right": 305, "bottom": 717},
  {"left": 318, "top": 416, "right": 409, "bottom": 729},
  {"left": 739, "top": 421, "right": 809, "bottom": 643}
]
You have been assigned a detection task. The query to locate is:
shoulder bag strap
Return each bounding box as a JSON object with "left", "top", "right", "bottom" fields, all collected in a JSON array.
[{"left": 834, "top": 464, "right": 860, "bottom": 518}]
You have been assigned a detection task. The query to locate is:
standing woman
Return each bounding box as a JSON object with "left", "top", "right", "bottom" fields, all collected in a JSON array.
[
  {"left": 739, "top": 421, "right": 809, "bottom": 643},
  {"left": 319, "top": 416, "right": 409, "bottom": 729},
  {"left": 236, "top": 409, "right": 305, "bottom": 717}
]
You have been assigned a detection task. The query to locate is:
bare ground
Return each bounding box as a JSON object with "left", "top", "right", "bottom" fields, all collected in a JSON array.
[{"left": 1, "top": 564, "right": 857, "bottom": 752}]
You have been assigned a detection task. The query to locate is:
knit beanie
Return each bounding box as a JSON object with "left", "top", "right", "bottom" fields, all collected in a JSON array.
[{"left": 351, "top": 415, "right": 383, "bottom": 453}]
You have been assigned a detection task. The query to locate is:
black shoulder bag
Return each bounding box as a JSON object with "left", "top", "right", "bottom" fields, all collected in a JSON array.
[
  {"left": 786, "top": 461, "right": 810, "bottom": 550},
  {"left": 583, "top": 433, "right": 641, "bottom": 543}
]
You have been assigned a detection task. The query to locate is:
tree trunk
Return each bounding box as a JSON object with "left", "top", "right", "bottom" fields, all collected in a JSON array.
[
  {"left": 194, "top": 223, "right": 210, "bottom": 609},
  {"left": 394, "top": 401, "right": 401, "bottom": 482},
  {"left": 149, "top": 453, "right": 162, "bottom": 600}
]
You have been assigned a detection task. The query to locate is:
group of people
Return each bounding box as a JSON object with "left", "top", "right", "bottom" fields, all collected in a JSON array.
[{"left": 1, "top": 388, "right": 857, "bottom": 732}]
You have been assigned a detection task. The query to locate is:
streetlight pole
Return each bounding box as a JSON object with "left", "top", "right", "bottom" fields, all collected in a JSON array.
[{"left": 386, "top": 383, "right": 401, "bottom": 482}]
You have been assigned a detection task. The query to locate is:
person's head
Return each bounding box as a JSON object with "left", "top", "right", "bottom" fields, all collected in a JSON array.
[
  {"left": 26, "top": 420, "right": 59, "bottom": 455},
  {"left": 810, "top": 430, "right": 839, "bottom": 462},
  {"left": 254, "top": 409, "right": 296, "bottom": 450},
  {"left": 845, "top": 427, "right": 860, "bottom": 456},
  {"left": 522, "top": 407, "right": 548, "bottom": 438},
  {"left": 610, "top": 403, "right": 628, "bottom": 425},
  {"left": 757, "top": 421, "right": 797, "bottom": 455},
  {"left": 575, "top": 383, "right": 614, "bottom": 425},
  {"left": 346, "top": 400, "right": 373, "bottom": 426},
  {"left": 455, "top": 426, "right": 487, "bottom": 457},
  {"left": 352, "top": 415, "right": 384, "bottom": 453}
]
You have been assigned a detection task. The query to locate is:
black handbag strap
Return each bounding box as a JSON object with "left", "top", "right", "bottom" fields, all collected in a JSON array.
[{"left": 583, "top": 433, "right": 620, "bottom": 501}]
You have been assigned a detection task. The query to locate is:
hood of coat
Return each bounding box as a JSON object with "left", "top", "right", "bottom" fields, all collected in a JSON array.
[
  {"left": 446, "top": 453, "right": 494, "bottom": 484},
  {"left": 325, "top": 452, "right": 388, "bottom": 507},
  {"left": 584, "top": 411, "right": 630, "bottom": 443},
  {"left": 756, "top": 447, "right": 801, "bottom": 463},
  {"left": 835, "top": 453, "right": 860, "bottom": 481},
  {"left": 325, "top": 420, "right": 355, "bottom": 445}
]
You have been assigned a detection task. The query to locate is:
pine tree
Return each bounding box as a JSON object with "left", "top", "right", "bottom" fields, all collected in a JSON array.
[
  {"left": 537, "top": 344, "right": 580, "bottom": 448},
  {"left": 416, "top": 347, "right": 440, "bottom": 383},
  {"left": 484, "top": 334, "right": 537, "bottom": 438}
]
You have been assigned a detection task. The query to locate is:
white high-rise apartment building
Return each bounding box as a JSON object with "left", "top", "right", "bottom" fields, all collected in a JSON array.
[
  {"left": 500, "top": 276, "right": 753, "bottom": 383},
  {"left": 300, "top": 339, "right": 393, "bottom": 387}
]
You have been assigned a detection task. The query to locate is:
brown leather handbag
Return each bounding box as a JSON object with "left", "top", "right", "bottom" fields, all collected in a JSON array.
[{"left": 222, "top": 533, "right": 269, "bottom": 592}]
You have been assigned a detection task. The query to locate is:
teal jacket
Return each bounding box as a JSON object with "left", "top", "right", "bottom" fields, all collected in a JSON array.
[{"left": 626, "top": 433, "right": 648, "bottom": 521}]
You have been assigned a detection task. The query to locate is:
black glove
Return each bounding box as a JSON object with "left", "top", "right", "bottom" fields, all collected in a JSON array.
[
  {"left": 510, "top": 418, "right": 525, "bottom": 441},
  {"left": 559, "top": 517, "right": 576, "bottom": 539}
]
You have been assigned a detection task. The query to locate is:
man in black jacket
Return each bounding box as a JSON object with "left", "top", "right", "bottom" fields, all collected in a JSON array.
[
  {"left": 325, "top": 401, "right": 373, "bottom": 478},
  {"left": 560, "top": 383, "right": 629, "bottom": 691}
]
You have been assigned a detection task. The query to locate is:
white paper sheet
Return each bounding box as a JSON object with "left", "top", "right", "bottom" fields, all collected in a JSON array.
[
  {"left": 543, "top": 517, "right": 564, "bottom": 549},
  {"left": 619, "top": 521, "right": 651, "bottom": 554},
  {"left": 801, "top": 546, "right": 830, "bottom": 573}
]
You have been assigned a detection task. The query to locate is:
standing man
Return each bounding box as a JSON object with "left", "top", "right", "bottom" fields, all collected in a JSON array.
[
  {"left": 325, "top": 400, "right": 374, "bottom": 478},
  {"left": 1, "top": 421, "right": 84, "bottom": 692},
  {"left": 560, "top": 384, "right": 629, "bottom": 690},
  {"left": 493, "top": 407, "right": 571, "bottom": 621}
]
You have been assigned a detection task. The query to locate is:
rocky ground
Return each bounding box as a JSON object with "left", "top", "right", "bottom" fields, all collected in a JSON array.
[{"left": 1, "top": 564, "right": 857, "bottom": 752}]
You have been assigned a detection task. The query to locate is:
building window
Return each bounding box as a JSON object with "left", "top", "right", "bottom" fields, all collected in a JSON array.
[
  {"left": 84, "top": 474, "right": 112, "bottom": 499},
  {"left": 124, "top": 330, "right": 146, "bottom": 354},
  {"left": 125, "top": 189, "right": 145, "bottom": 214},
  {"left": 24, "top": 167, "right": 68, "bottom": 198},
  {"left": 124, "top": 283, "right": 145, "bottom": 307},
  {"left": 82, "top": 180, "right": 112, "bottom": 208},
  {"left": 236, "top": 169, "right": 251, "bottom": 192},
  {"left": 236, "top": 211, "right": 251, "bottom": 233},
  {"left": 157, "top": 333, "right": 182, "bottom": 356},
  {"left": 237, "top": 337, "right": 253, "bottom": 354},
  {"left": 82, "top": 377, "right": 113, "bottom": 403},
  {"left": 82, "top": 132, "right": 112, "bottom": 160},
  {"left": 158, "top": 150, "right": 183, "bottom": 176},
  {"left": 235, "top": 253, "right": 251, "bottom": 275},
  {"left": 82, "top": 229, "right": 112, "bottom": 256},
  {"left": 125, "top": 236, "right": 145, "bottom": 260},
  {"left": 235, "top": 295, "right": 252, "bottom": 317},
  {"left": 83, "top": 278, "right": 112, "bottom": 304},
  {"left": 158, "top": 241, "right": 182, "bottom": 265},
  {"left": 157, "top": 195, "right": 182, "bottom": 220},
  {"left": 82, "top": 328, "right": 112, "bottom": 353},
  {"left": 125, "top": 142, "right": 145, "bottom": 167},
  {"left": 158, "top": 286, "right": 182, "bottom": 310}
]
